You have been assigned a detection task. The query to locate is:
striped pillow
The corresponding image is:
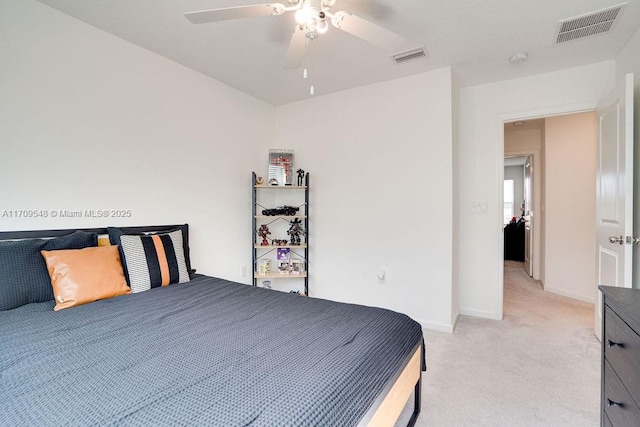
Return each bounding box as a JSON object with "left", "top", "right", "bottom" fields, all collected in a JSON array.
[{"left": 119, "top": 230, "right": 190, "bottom": 293}]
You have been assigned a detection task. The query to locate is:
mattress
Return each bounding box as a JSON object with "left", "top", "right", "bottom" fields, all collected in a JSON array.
[{"left": 0, "top": 275, "right": 423, "bottom": 426}]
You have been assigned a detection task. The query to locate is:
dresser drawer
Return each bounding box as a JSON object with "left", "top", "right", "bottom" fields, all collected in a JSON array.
[
  {"left": 603, "top": 410, "right": 613, "bottom": 427},
  {"left": 604, "top": 305, "right": 640, "bottom": 403},
  {"left": 604, "top": 360, "right": 640, "bottom": 426}
]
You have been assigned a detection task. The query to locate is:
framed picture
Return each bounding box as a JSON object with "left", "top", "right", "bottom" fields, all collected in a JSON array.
[
  {"left": 268, "top": 149, "right": 294, "bottom": 186},
  {"left": 277, "top": 261, "right": 291, "bottom": 274},
  {"left": 257, "top": 259, "right": 271, "bottom": 275},
  {"left": 277, "top": 247, "right": 290, "bottom": 261},
  {"left": 290, "top": 259, "right": 304, "bottom": 275}
]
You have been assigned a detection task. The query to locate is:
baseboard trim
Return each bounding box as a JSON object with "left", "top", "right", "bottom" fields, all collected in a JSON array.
[
  {"left": 459, "top": 307, "right": 502, "bottom": 321},
  {"left": 451, "top": 312, "right": 460, "bottom": 333},
  {"left": 544, "top": 286, "right": 595, "bottom": 304},
  {"left": 418, "top": 319, "right": 455, "bottom": 334}
]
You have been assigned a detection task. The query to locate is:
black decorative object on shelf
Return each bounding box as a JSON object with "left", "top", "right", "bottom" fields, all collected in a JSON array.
[
  {"left": 297, "top": 169, "right": 305, "bottom": 186},
  {"left": 262, "top": 205, "right": 299, "bottom": 216},
  {"left": 287, "top": 218, "right": 305, "bottom": 246}
]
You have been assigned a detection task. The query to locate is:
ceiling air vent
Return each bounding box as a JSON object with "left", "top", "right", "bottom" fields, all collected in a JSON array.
[
  {"left": 555, "top": 3, "right": 627, "bottom": 44},
  {"left": 390, "top": 47, "right": 426, "bottom": 64}
]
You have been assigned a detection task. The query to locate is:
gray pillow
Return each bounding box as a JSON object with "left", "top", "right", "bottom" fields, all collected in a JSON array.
[{"left": 0, "top": 231, "right": 98, "bottom": 310}]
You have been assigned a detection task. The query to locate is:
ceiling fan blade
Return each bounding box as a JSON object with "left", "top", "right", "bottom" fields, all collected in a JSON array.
[
  {"left": 284, "top": 26, "right": 306, "bottom": 69},
  {"left": 185, "top": 4, "right": 286, "bottom": 24},
  {"left": 332, "top": 12, "right": 405, "bottom": 51}
]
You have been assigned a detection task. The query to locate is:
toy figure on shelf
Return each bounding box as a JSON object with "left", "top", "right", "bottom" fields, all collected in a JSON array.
[
  {"left": 257, "top": 224, "right": 271, "bottom": 246},
  {"left": 287, "top": 218, "right": 305, "bottom": 245},
  {"left": 296, "top": 169, "right": 305, "bottom": 186}
]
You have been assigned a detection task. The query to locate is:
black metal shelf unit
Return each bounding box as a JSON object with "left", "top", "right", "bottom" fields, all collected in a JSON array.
[{"left": 252, "top": 171, "right": 309, "bottom": 296}]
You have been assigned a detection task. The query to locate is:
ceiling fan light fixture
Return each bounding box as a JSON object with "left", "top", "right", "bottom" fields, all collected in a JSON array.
[
  {"left": 317, "top": 12, "right": 329, "bottom": 33},
  {"left": 271, "top": 4, "right": 287, "bottom": 15},
  {"left": 295, "top": 8, "right": 311, "bottom": 24},
  {"left": 331, "top": 11, "right": 347, "bottom": 29}
]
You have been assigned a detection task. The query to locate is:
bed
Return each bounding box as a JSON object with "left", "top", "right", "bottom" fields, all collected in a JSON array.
[{"left": 0, "top": 225, "right": 424, "bottom": 426}]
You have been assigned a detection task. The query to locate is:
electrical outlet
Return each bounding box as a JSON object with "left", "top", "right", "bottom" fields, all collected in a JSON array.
[{"left": 241, "top": 265, "right": 248, "bottom": 277}]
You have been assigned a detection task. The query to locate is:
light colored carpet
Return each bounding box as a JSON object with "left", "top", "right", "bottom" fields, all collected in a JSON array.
[{"left": 396, "top": 261, "right": 600, "bottom": 426}]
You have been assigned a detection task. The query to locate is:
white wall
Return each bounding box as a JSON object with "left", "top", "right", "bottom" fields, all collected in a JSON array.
[
  {"left": 543, "top": 112, "right": 597, "bottom": 302},
  {"left": 616, "top": 27, "right": 640, "bottom": 290},
  {"left": 451, "top": 73, "right": 461, "bottom": 328},
  {"left": 458, "top": 61, "right": 615, "bottom": 319},
  {"left": 275, "top": 68, "right": 455, "bottom": 332},
  {"left": 0, "top": 0, "right": 275, "bottom": 283}
]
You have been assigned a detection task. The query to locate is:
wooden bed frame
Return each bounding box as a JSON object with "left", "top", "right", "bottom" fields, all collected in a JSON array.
[
  {"left": 0, "top": 225, "right": 423, "bottom": 426},
  {"left": 364, "top": 343, "right": 423, "bottom": 426}
]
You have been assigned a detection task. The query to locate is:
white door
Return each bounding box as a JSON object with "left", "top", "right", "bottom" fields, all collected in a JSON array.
[
  {"left": 595, "top": 73, "right": 634, "bottom": 340},
  {"left": 523, "top": 156, "right": 533, "bottom": 277}
]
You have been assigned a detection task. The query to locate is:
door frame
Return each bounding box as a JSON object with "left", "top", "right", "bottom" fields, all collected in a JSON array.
[
  {"left": 503, "top": 149, "right": 540, "bottom": 280},
  {"left": 496, "top": 101, "right": 598, "bottom": 319}
]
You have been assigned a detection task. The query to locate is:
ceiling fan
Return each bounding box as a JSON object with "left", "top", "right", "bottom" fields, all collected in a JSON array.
[{"left": 184, "top": 0, "right": 406, "bottom": 69}]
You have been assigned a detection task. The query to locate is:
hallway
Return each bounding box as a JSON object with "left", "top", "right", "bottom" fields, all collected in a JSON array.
[{"left": 399, "top": 260, "right": 600, "bottom": 426}]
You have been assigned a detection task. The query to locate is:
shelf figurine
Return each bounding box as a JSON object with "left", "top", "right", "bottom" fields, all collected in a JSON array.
[
  {"left": 257, "top": 224, "right": 271, "bottom": 246},
  {"left": 296, "top": 169, "right": 305, "bottom": 186},
  {"left": 287, "top": 218, "right": 305, "bottom": 246}
]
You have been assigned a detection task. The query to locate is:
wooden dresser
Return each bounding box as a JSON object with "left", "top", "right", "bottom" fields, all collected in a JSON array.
[{"left": 599, "top": 286, "right": 640, "bottom": 426}]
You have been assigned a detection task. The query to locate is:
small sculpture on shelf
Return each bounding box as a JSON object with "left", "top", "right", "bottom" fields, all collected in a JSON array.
[
  {"left": 287, "top": 218, "right": 305, "bottom": 246},
  {"left": 255, "top": 176, "right": 264, "bottom": 186},
  {"left": 257, "top": 224, "right": 271, "bottom": 246},
  {"left": 296, "top": 169, "right": 305, "bottom": 186},
  {"left": 262, "top": 205, "right": 299, "bottom": 216},
  {"left": 272, "top": 239, "right": 288, "bottom": 246}
]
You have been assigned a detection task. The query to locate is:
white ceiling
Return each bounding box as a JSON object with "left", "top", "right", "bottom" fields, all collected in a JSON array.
[{"left": 35, "top": 0, "right": 640, "bottom": 106}]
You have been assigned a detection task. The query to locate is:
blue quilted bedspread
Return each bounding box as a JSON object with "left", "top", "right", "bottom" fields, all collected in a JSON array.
[{"left": 0, "top": 276, "right": 423, "bottom": 426}]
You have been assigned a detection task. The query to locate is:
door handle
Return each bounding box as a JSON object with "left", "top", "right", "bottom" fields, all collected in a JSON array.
[
  {"left": 609, "top": 235, "right": 624, "bottom": 245},
  {"left": 609, "top": 236, "right": 640, "bottom": 245},
  {"left": 626, "top": 236, "right": 640, "bottom": 245}
]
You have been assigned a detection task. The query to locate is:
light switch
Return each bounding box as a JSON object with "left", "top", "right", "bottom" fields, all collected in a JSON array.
[{"left": 471, "top": 202, "right": 488, "bottom": 214}]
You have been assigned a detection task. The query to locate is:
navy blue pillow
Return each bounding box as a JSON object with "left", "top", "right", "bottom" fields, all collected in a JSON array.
[
  {"left": 0, "top": 231, "right": 98, "bottom": 310},
  {"left": 107, "top": 225, "right": 193, "bottom": 283}
]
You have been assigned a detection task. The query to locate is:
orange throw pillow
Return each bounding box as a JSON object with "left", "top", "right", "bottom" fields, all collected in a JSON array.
[{"left": 41, "top": 246, "right": 131, "bottom": 311}]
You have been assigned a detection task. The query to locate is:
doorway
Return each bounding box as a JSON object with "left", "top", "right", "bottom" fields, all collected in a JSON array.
[
  {"left": 503, "top": 119, "right": 544, "bottom": 282},
  {"left": 503, "top": 155, "right": 531, "bottom": 275},
  {"left": 501, "top": 112, "right": 598, "bottom": 306}
]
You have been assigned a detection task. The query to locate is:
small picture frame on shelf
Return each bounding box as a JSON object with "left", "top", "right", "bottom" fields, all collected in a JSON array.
[
  {"left": 257, "top": 259, "right": 271, "bottom": 275},
  {"left": 277, "top": 247, "right": 290, "bottom": 261},
  {"left": 290, "top": 259, "right": 304, "bottom": 275},
  {"left": 277, "top": 261, "right": 291, "bottom": 274},
  {"left": 268, "top": 149, "right": 294, "bottom": 186}
]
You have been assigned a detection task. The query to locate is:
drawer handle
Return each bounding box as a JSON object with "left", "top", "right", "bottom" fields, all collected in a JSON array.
[
  {"left": 607, "top": 339, "right": 624, "bottom": 348},
  {"left": 607, "top": 398, "right": 623, "bottom": 408}
]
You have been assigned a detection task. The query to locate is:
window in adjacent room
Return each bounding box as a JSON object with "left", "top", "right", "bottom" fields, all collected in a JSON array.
[{"left": 504, "top": 179, "right": 515, "bottom": 225}]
